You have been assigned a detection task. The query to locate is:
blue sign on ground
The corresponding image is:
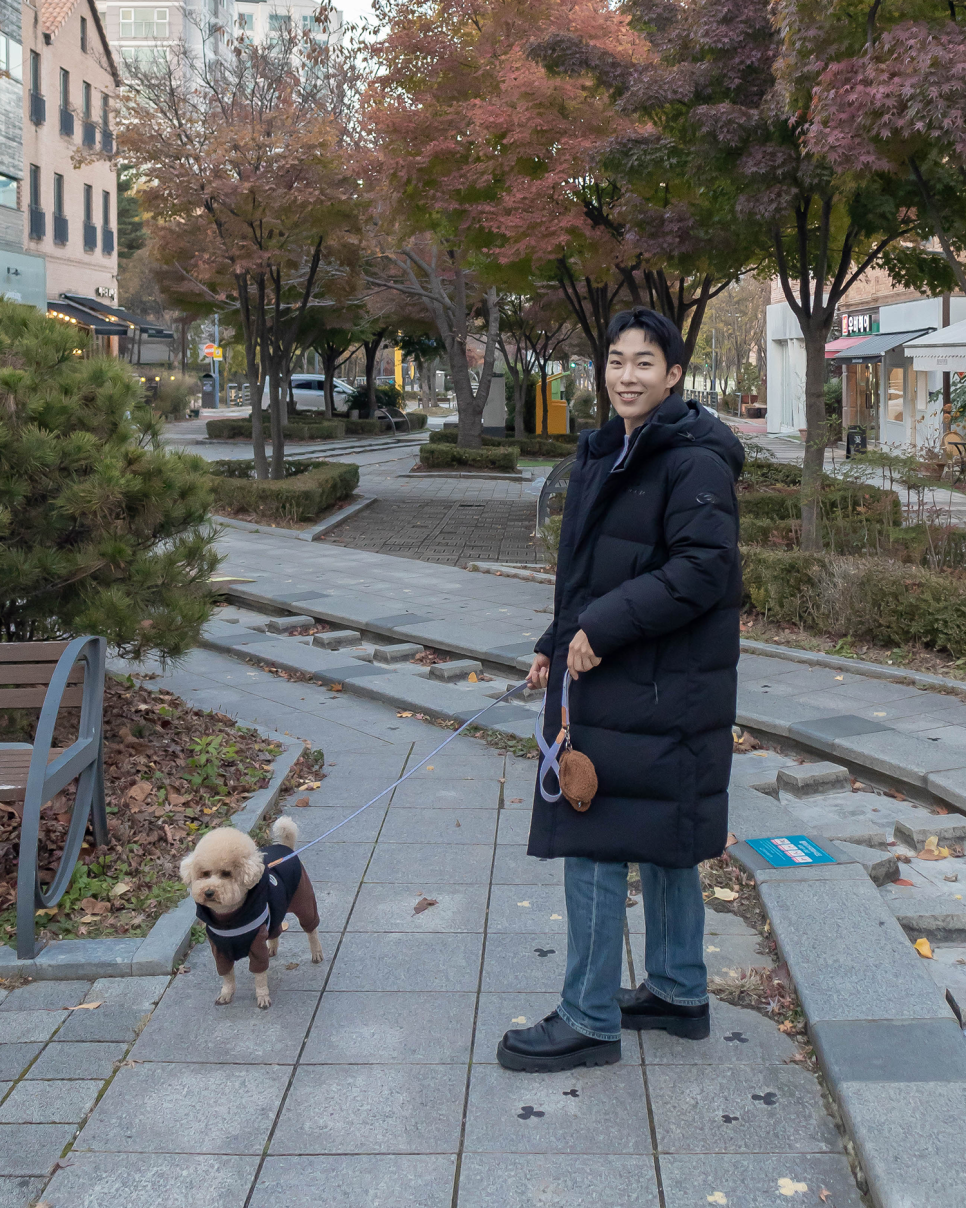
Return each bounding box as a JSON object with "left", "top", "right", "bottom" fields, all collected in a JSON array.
[{"left": 746, "top": 835, "right": 836, "bottom": 868}]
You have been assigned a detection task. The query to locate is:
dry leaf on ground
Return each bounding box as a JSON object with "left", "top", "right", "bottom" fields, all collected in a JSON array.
[
  {"left": 294, "top": 797, "right": 310, "bottom": 808},
  {"left": 725, "top": 832, "right": 738, "bottom": 847},
  {"left": 285, "top": 962, "right": 299, "bottom": 970},
  {"left": 67, "top": 1001, "right": 102, "bottom": 1011},
  {"left": 110, "top": 882, "right": 132, "bottom": 897},
  {"left": 397, "top": 711, "right": 414, "bottom": 717},
  {"left": 413, "top": 897, "right": 438, "bottom": 915},
  {"left": 894, "top": 878, "right": 915, "bottom": 887},
  {"left": 713, "top": 887, "right": 739, "bottom": 902},
  {"left": 918, "top": 836, "right": 951, "bottom": 860},
  {"left": 914, "top": 937, "right": 934, "bottom": 958}
]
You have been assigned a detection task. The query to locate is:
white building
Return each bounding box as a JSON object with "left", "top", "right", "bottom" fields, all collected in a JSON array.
[
  {"left": 95, "top": 0, "right": 237, "bottom": 72},
  {"left": 234, "top": 0, "right": 339, "bottom": 45}
]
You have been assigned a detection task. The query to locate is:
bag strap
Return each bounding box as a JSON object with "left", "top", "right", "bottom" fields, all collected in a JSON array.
[{"left": 535, "top": 670, "right": 572, "bottom": 804}]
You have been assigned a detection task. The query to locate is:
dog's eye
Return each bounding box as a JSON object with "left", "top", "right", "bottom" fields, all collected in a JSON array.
[{"left": 220, "top": 870, "right": 232, "bottom": 878}]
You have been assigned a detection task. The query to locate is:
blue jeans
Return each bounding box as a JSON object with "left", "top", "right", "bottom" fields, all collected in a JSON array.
[{"left": 556, "top": 857, "right": 708, "bottom": 1042}]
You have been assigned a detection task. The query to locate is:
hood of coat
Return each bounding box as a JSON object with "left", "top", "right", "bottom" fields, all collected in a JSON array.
[{"left": 584, "top": 394, "right": 745, "bottom": 482}]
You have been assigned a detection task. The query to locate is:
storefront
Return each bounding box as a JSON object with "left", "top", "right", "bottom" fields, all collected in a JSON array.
[{"left": 833, "top": 329, "right": 933, "bottom": 447}]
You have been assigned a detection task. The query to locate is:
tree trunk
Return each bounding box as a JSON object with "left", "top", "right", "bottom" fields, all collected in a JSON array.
[
  {"left": 364, "top": 338, "right": 381, "bottom": 415},
  {"left": 249, "top": 372, "right": 269, "bottom": 479},
  {"left": 428, "top": 358, "right": 437, "bottom": 407},
  {"left": 800, "top": 325, "right": 830, "bottom": 552},
  {"left": 268, "top": 370, "right": 285, "bottom": 479},
  {"left": 449, "top": 335, "right": 485, "bottom": 448},
  {"left": 539, "top": 364, "right": 549, "bottom": 437},
  {"left": 322, "top": 346, "right": 339, "bottom": 419}
]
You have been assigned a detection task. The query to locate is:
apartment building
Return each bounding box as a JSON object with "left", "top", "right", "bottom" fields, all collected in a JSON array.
[
  {"left": 234, "top": 0, "right": 340, "bottom": 44},
  {"left": 96, "top": 0, "right": 236, "bottom": 71},
  {"left": 22, "top": 0, "right": 118, "bottom": 315}
]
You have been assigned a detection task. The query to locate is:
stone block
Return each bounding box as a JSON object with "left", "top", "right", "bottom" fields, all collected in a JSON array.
[
  {"left": 486, "top": 885, "right": 567, "bottom": 934},
  {"left": 372, "top": 643, "right": 423, "bottom": 664},
  {"left": 327, "top": 932, "right": 483, "bottom": 993},
  {"left": 641, "top": 997, "right": 797, "bottom": 1066},
  {"left": 726, "top": 786, "right": 808, "bottom": 842},
  {"left": 788, "top": 714, "right": 892, "bottom": 757},
  {"left": 491, "top": 846, "right": 562, "bottom": 886},
  {"left": 428, "top": 659, "right": 484, "bottom": 682},
  {"left": 131, "top": 898, "right": 195, "bottom": 976},
  {"left": 832, "top": 841, "right": 899, "bottom": 886},
  {"left": 264, "top": 615, "right": 314, "bottom": 633},
  {"left": 893, "top": 816, "right": 966, "bottom": 850},
  {"left": 364, "top": 841, "right": 493, "bottom": 885},
  {"left": 311, "top": 629, "right": 362, "bottom": 650},
  {"left": 252, "top": 1156, "right": 457, "bottom": 1208},
  {"left": 659, "top": 1155, "right": 863, "bottom": 1208},
  {"left": 0, "top": 1014, "right": 63, "bottom": 1045},
  {"left": 0, "top": 1045, "right": 42, "bottom": 1082},
  {"left": 758, "top": 877, "right": 951, "bottom": 1023},
  {"left": 0, "top": 1124, "right": 76, "bottom": 1176},
  {"left": 459, "top": 1155, "right": 659, "bottom": 1208},
  {"left": 85, "top": 975, "right": 170, "bottom": 1007},
  {"left": 347, "top": 883, "right": 488, "bottom": 934},
  {"left": 270, "top": 1065, "right": 466, "bottom": 1155},
  {"left": 0, "top": 1175, "right": 44, "bottom": 1208},
  {"left": 378, "top": 807, "right": 497, "bottom": 845},
  {"left": 882, "top": 892, "right": 966, "bottom": 943},
  {"left": 837, "top": 1080, "right": 966, "bottom": 1208},
  {"left": 481, "top": 933, "right": 569, "bottom": 993},
  {"left": 734, "top": 688, "right": 833, "bottom": 739},
  {"left": 648, "top": 1064, "right": 841, "bottom": 1154},
  {"left": 44, "top": 1152, "right": 260, "bottom": 1208},
  {"left": 0, "top": 982, "right": 91, "bottom": 1012},
  {"left": 810, "top": 1018, "right": 966, "bottom": 1086},
  {"left": 53, "top": 1004, "right": 152, "bottom": 1043},
  {"left": 776, "top": 761, "right": 852, "bottom": 797},
  {"left": 831, "top": 728, "right": 966, "bottom": 787},
  {"left": 302, "top": 991, "right": 476, "bottom": 1064},
  {"left": 30, "top": 937, "right": 142, "bottom": 980},
  {"left": 0, "top": 1079, "right": 102, "bottom": 1124}
]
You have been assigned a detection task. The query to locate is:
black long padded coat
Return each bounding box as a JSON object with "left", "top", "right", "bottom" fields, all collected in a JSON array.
[{"left": 527, "top": 393, "right": 744, "bottom": 868}]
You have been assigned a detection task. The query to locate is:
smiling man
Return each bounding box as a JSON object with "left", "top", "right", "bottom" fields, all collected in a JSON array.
[{"left": 498, "top": 307, "right": 745, "bottom": 1073}]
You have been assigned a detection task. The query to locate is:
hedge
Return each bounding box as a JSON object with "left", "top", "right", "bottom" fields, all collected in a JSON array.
[
  {"left": 419, "top": 444, "right": 518, "bottom": 473},
  {"left": 428, "top": 431, "right": 573, "bottom": 457},
  {"left": 206, "top": 417, "right": 346, "bottom": 441},
  {"left": 208, "top": 460, "right": 359, "bottom": 522},
  {"left": 741, "top": 546, "right": 966, "bottom": 657}
]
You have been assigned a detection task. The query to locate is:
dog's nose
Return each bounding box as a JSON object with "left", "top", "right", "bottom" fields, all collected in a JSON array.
[{"left": 204, "top": 889, "right": 215, "bottom": 899}]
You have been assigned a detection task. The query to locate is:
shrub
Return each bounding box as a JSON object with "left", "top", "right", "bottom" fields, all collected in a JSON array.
[
  {"left": 348, "top": 383, "right": 402, "bottom": 411},
  {"left": 405, "top": 411, "right": 429, "bottom": 430},
  {"left": 0, "top": 299, "right": 217, "bottom": 660},
  {"left": 429, "top": 431, "right": 573, "bottom": 457},
  {"left": 154, "top": 374, "right": 196, "bottom": 419},
  {"left": 344, "top": 418, "right": 381, "bottom": 435},
  {"left": 539, "top": 516, "right": 563, "bottom": 568},
  {"left": 205, "top": 417, "right": 346, "bottom": 441},
  {"left": 419, "top": 444, "right": 518, "bottom": 473},
  {"left": 209, "top": 460, "right": 359, "bottom": 522}
]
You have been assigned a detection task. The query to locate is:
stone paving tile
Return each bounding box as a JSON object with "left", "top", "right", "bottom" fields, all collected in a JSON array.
[
  {"left": 486, "top": 885, "right": 567, "bottom": 933},
  {"left": 641, "top": 999, "right": 798, "bottom": 1066},
  {"left": 0, "top": 1124, "right": 76, "bottom": 1175},
  {"left": 659, "top": 1154, "right": 863, "bottom": 1208},
  {"left": 182, "top": 931, "right": 339, "bottom": 993},
  {"left": 377, "top": 807, "right": 498, "bottom": 845},
  {"left": 457, "top": 1154, "right": 660, "bottom": 1207},
  {"left": 630, "top": 931, "right": 768, "bottom": 983},
  {"left": 43, "top": 1152, "right": 260, "bottom": 1208},
  {"left": 25, "top": 1042, "right": 127, "bottom": 1081},
  {"left": 481, "top": 933, "right": 572, "bottom": 993},
  {"left": 347, "top": 883, "right": 488, "bottom": 933},
  {"left": 0, "top": 1176, "right": 43, "bottom": 1208},
  {"left": 0, "top": 983, "right": 92, "bottom": 1012},
  {"left": 0, "top": 1046, "right": 42, "bottom": 1082},
  {"left": 297, "top": 841, "right": 375, "bottom": 883},
  {"left": 282, "top": 805, "right": 387, "bottom": 844},
  {"left": 251, "top": 1155, "right": 457, "bottom": 1208},
  {"left": 0, "top": 1079, "right": 102, "bottom": 1124},
  {"left": 270, "top": 1064, "right": 466, "bottom": 1154},
  {"left": 328, "top": 932, "right": 484, "bottom": 992},
  {"left": 463, "top": 1065, "right": 652, "bottom": 1155},
  {"left": 76, "top": 1063, "right": 291, "bottom": 1154},
  {"left": 52, "top": 1005, "right": 152, "bottom": 1044},
  {"left": 389, "top": 779, "right": 503, "bottom": 809},
  {"left": 496, "top": 811, "right": 532, "bottom": 844},
  {"left": 83, "top": 976, "right": 169, "bottom": 1007},
  {"left": 491, "top": 846, "right": 563, "bottom": 885},
  {"left": 0, "top": 1014, "right": 64, "bottom": 1045},
  {"left": 302, "top": 992, "right": 476, "bottom": 1064},
  {"left": 648, "top": 1065, "right": 842, "bottom": 1154},
  {"left": 364, "top": 842, "right": 493, "bottom": 885}
]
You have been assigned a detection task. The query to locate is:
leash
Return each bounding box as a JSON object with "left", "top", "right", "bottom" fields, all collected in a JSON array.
[
  {"left": 534, "top": 671, "right": 572, "bottom": 804},
  {"left": 267, "top": 680, "right": 532, "bottom": 867}
]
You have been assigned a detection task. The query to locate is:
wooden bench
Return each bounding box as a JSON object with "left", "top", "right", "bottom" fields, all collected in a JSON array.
[{"left": 0, "top": 637, "right": 107, "bottom": 959}]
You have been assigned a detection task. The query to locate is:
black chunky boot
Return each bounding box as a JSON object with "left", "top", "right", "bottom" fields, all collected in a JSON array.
[
  {"left": 497, "top": 1010, "right": 622, "bottom": 1072},
  {"left": 616, "top": 985, "right": 710, "bottom": 1039}
]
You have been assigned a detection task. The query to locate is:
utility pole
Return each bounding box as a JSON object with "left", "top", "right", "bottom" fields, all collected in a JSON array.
[{"left": 213, "top": 314, "right": 220, "bottom": 409}]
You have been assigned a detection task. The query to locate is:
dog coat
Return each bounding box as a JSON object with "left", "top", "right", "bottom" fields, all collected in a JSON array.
[{"left": 196, "top": 844, "right": 309, "bottom": 967}]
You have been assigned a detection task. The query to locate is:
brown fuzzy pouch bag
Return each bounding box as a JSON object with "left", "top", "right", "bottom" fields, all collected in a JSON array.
[{"left": 537, "top": 670, "right": 598, "bottom": 812}]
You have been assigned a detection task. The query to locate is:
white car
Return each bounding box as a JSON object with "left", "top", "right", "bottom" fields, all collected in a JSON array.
[{"left": 263, "top": 374, "right": 355, "bottom": 413}]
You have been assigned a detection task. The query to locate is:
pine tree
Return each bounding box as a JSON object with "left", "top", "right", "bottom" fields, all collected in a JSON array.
[{"left": 0, "top": 301, "right": 219, "bottom": 659}]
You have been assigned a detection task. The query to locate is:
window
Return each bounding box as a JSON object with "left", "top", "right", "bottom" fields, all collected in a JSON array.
[
  {"left": 0, "top": 175, "right": 17, "bottom": 209},
  {"left": 29, "top": 49, "right": 39, "bottom": 93},
  {"left": 269, "top": 13, "right": 290, "bottom": 30},
  {"left": 102, "top": 189, "right": 110, "bottom": 227},
  {"left": 60, "top": 68, "right": 69, "bottom": 108},
  {"left": 120, "top": 45, "right": 165, "bottom": 68},
  {"left": 29, "top": 165, "right": 39, "bottom": 210},
  {"left": 84, "top": 184, "right": 93, "bottom": 225},
  {"left": 0, "top": 36, "right": 22, "bottom": 82},
  {"left": 302, "top": 13, "right": 324, "bottom": 31},
  {"left": 887, "top": 366, "right": 905, "bottom": 425},
  {"left": 237, "top": 10, "right": 253, "bottom": 29},
  {"left": 118, "top": 8, "right": 169, "bottom": 38},
  {"left": 80, "top": 15, "right": 88, "bottom": 51},
  {"left": 101, "top": 93, "right": 109, "bottom": 127},
  {"left": 82, "top": 81, "right": 92, "bottom": 119},
  {"left": 54, "top": 174, "right": 65, "bottom": 216}
]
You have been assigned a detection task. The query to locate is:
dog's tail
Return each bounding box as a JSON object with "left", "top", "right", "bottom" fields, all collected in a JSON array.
[{"left": 271, "top": 816, "right": 299, "bottom": 850}]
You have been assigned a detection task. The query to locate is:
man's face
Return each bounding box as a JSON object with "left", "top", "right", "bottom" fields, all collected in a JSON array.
[{"left": 605, "top": 327, "right": 683, "bottom": 426}]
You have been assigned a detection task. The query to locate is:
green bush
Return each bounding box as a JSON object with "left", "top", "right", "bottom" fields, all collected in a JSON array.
[
  {"left": 344, "top": 418, "right": 381, "bottom": 435},
  {"left": 405, "top": 411, "right": 428, "bottom": 430},
  {"left": 539, "top": 516, "right": 563, "bottom": 568},
  {"left": 154, "top": 374, "right": 195, "bottom": 419},
  {"left": 348, "top": 383, "right": 402, "bottom": 411},
  {"left": 209, "top": 461, "right": 359, "bottom": 522},
  {"left": 428, "top": 431, "right": 573, "bottom": 457},
  {"left": 419, "top": 444, "right": 518, "bottom": 473},
  {"left": 741, "top": 547, "right": 966, "bottom": 657},
  {"left": 0, "top": 299, "right": 217, "bottom": 660},
  {"left": 209, "top": 457, "right": 333, "bottom": 480},
  {"left": 206, "top": 417, "right": 346, "bottom": 441}
]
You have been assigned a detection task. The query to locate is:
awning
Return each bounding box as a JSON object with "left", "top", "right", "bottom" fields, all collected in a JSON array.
[
  {"left": 825, "top": 335, "right": 868, "bottom": 360},
  {"left": 47, "top": 300, "right": 119, "bottom": 337},
  {"left": 59, "top": 293, "right": 174, "bottom": 340},
  {"left": 832, "top": 328, "right": 934, "bottom": 364},
  {"left": 905, "top": 320, "right": 966, "bottom": 371}
]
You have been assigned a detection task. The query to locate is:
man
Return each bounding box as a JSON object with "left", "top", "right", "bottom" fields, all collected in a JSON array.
[{"left": 498, "top": 307, "right": 744, "bottom": 1073}]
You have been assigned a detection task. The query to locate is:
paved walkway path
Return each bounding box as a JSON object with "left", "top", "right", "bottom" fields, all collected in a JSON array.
[{"left": 0, "top": 651, "right": 861, "bottom": 1208}]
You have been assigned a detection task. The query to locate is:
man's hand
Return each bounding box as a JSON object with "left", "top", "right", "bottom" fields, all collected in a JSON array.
[
  {"left": 567, "top": 629, "right": 601, "bottom": 679},
  {"left": 527, "top": 653, "right": 550, "bottom": 691}
]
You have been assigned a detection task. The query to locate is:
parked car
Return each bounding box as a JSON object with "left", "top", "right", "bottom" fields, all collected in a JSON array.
[{"left": 263, "top": 374, "right": 354, "bottom": 413}]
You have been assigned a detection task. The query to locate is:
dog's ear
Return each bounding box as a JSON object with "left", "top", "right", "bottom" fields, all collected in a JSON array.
[
  {"left": 239, "top": 851, "right": 266, "bottom": 890},
  {"left": 179, "top": 852, "right": 196, "bottom": 886}
]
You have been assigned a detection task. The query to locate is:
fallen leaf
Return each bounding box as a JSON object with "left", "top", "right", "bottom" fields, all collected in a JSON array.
[
  {"left": 725, "top": 832, "right": 738, "bottom": 847},
  {"left": 777, "top": 1179, "right": 808, "bottom": 1197},
  {"left": 117, "top": 1058, "right": 140, "bottom": 1068},
  {"left": 834, "top": 675, "right": 843, "bottom": 681},
  {"left": 511, "top": 1015, "right": 527, "bottom": 1024},
  {"left": 819, "top": 1191, "right": 832, "bottom": 1204},
  {"left": 873, "top": 711, "right": 887, "bottom": 717},
  {"left": 550, "top": 913, "right": 562, "bottom": 919},
  {"left": 426, "top": 765, "right": 434, "bottom": 771},
  {"left": 396, "top": 711, "right": 413, "bottom": 717},
  {"left": 918, "top": 835, "right": 950, "bottom": 860},
  {"left": 285, "top": 962, "right": 299, "bottom": 970},
  {"left": 713, "top": 887, "right": 739, "bottom": 902},
  {"left": 78, "top": 914, "right": 97, "bottom": 924},
  {"left": 80, "top": 898, "right": 111, "bottom": 915},
  {"left": 517, "top": 901, "right": 531, "bottom": 907},
  {"left": 281, "top": 921, "right": 289, "bottom": 931},
  {"left": 914, "top": 937, "right": 934, "bottom": 959},
  {"left": 126, "top": 782, "right": 152, "bottom": 804},
  {"left": 295, "top": 797, "right": 310, "bottom": 808},
  {"left": 168, "top": 793, "right": 186, "bottom": 806},
  {"left": 894, "top": 878, "right": 915, "bottom": 886},
  {"left": 707, "top": 1195, "right": 728, "bottom": 1206},
  {"left": 34, "top": 907, "right": 58, "bottom": 918},
  {"left": 329, "top": 683, "right": 343, "bottom": 692},
  {"left": 67, "top": 1001, "right": 103, "bottom": 1011},
  {"left": 413, "top": 897, "right": 438, "bottom": 915},
  {"left": 110, "top": 882, "right": 132, "bottom": 897},
  {"left": 778, "top": 1020, "right": 796, "bottom": 1034},
  {"left": 885, "top": 788, "right": 907, "bottom": 801}
]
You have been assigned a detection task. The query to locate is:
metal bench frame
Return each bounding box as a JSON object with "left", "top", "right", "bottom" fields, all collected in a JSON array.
[{"left": 2, "top": 636, "right": 108, "bottom": 959}]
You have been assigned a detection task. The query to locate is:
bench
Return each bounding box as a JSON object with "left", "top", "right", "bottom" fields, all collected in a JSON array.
[{"left": 0, "top": 637, "right": 107, "bottom": 959}]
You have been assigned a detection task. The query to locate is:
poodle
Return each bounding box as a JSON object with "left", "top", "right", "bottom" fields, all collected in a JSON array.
[{"left": 180, "top": 817, "right": 323, "bottom": 1009}]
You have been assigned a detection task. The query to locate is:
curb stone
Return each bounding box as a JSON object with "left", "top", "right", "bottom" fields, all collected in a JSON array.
[
  {"left": 213, "top": 495, "right": 375, "bottom": 543},
  {"left": 0, "top": 736, "right": 305, "bottom": 981}
]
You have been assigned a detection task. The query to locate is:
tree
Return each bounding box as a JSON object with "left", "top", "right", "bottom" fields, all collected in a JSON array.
[
  {"left": 121, "top": 26, "right": 365, "bottom": 479},
  {"left": 116, "top": 164, "right": 147, "bottom": 260},
  {"left": 0, "top": 301, "right": 217, "bottom": 658}
]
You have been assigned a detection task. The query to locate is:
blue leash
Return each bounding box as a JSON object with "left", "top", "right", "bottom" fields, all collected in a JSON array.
[
  {"left": 268, "top": 680, "right": 532, "bottom": 867},
  {"left": 534, "top": 671, "right": 572, "bottom": 804}
]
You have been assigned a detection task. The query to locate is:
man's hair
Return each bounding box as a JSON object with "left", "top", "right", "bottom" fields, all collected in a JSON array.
[{"left": 606, "top": 307, "right": 686, "bottom": 372}]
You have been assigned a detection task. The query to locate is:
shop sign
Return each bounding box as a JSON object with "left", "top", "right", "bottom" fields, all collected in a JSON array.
[{"left": 842, "top": 312, "right": 880, "bottom": 336}]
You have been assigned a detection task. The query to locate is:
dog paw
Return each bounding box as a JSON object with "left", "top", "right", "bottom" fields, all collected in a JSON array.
[
  {"left": 214, "top": 994, "right": 234, "bottom": 1006},
  {"left": 266, "top": 938, "right": 279, "bottom": 958},
  {"left": 257, "top": 995, "right": 272, "bottom": 1010},
  {"left": 311, "top": 949, "right": 324, "bottom": 964}
]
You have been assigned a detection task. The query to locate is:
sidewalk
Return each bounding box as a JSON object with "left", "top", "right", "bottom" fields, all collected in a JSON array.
[{"left": 0, "top": 650, "right": 862, "bottom": 1208}]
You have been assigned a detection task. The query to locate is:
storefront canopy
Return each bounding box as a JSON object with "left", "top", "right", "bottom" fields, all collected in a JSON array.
[
  {"left": 824, "top": 335, "right": 868, "bottom": 359},
  {"left": 904, "top": 320, "right": 966, "bottom": 372},
  {"left": 47, "top": 300, "right": 119, "bottom": 337},
  {"left": 60, "top": 293, "right": 173, "bottom": 340},
  {"left": 832, "top": 328, "right": 933, "bottom": 364}
]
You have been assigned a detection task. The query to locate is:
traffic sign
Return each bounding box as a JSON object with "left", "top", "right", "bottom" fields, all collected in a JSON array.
[{"left": 203, "top": 343, "right": 223, "bottom": 360}]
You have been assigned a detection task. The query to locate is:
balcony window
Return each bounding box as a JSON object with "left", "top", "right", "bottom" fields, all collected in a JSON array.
[
  {"left": 83, "top": 184, "right": 96, "bottom": 250},
  {"left": 102, "top": 226, "right": 114, "bottom": 254},
  {"left": 118, "top": 8, "right": 169, "bottom": 38},
  {"left": 28, "top": 167, "right": 44, "bottom": 240},
  {"left": 100, "top": 94, "right": 112, "bottom": 152},
  {"left": 268, "top": 14, "right": 290, "bottom": 29},
  {"left": 0, "top": 175, "right": 17, "bottom": 209},
  {"left": 0, "top": 35, "right": 22, "bottom": 82},
  {"left": 102, "top": 190, "right": 114, "bottom": 253},
  {"left": 54, "top": 174, "right": 68, "bottom": 244},
  {"left": 59, "top": 69, "right": 73, "bottom": 136},
  {"left": 29, "top": 52, "right": 43, "bottom": 126}
]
